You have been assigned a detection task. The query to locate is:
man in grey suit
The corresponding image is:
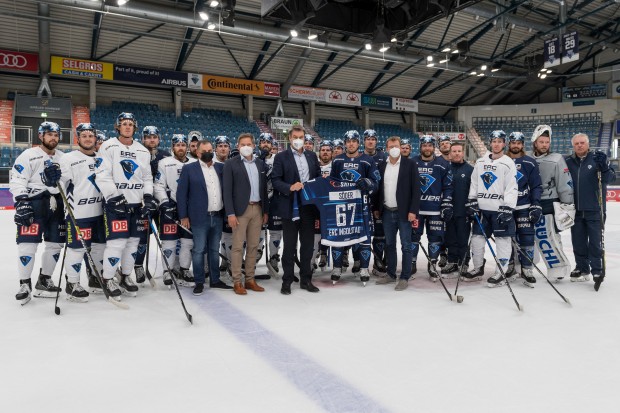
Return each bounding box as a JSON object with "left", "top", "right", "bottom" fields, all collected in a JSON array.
[{"left": 223, "top": 133, "right": 269, "bottom": 295}]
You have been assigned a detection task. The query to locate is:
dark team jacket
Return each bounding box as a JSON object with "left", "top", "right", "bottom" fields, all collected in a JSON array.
[
  {"left": 565, "top": 151, "right": 615, "bottom": 212},
  {"left": 150, "top": 149, "right": 170, "bottom": 178},
  {"left": 513, "top": 155, "right": 543, "bottom": 209},
  {"left": 450, "top": 161, "right": 473, "bottom": 217}
]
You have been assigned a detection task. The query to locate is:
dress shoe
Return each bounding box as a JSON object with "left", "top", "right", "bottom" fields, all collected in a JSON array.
[
  {"left": 280, "top": 281, "right": 292, "bottom": 295},
  {"left": 300, "top": 281, "right": 319, "bottom": 293},
  {"left": 192, "top": 283, "right": 204, "bottom": 296},
  {"left": 210, "top": 280, "right": 233, "bottom": 290},
  {"left": 245, "top": 279, "right": 265, "bottom": 292},
  {"left": 233, "top": 282, "right": 247, "bottom": 295}
]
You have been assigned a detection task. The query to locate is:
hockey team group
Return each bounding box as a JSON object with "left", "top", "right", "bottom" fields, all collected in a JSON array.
[{"left": 8, "top": 113, "right": 615, "bottom": 307}]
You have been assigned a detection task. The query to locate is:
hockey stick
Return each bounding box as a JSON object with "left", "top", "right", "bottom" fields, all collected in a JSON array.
[
  {"left": 596, "top": 170, "right": 606, "bottom": 292},
  {"left": 149, "top": 219, "right": 193, "bottom": 324},
  {"left": 453, "top": 228, "right": 473, "bottom": 299},
  {"left": 510, "top": 239, "right": 571, "bottom": 305},
  {"left": 419, "top": 243, "right": 463, "bottom": 303},
  {"left": 56, "top": 185, "right": 129, "bottom": 310},
  {"left": 53, "top": 243, "right": 68, "bottom": 315},
  {"left": 143, "top": 219, "right": 156, "bottom": 287},
  {"left": 473, "top": 213, "right": 522, "bottom": 311}
]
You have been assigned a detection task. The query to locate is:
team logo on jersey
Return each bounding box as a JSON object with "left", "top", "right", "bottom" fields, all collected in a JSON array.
[
  {"left": 499, "top": 258, "right": 508, "bottom": 267},
  {"left": 516, "top": 171, "right": 524, "bottom": 182},
  {"left": 72, "top": 263, "right": 82, "bottom": 273},
  {"left": 567, "top": 180, "right": 573, "bottom": 188},
  {"left": 14, "top": 164, "right": 24, "bottom": 174},
  {"left": 19, "top": 224, "right": 40, "bottom": 236},
  {"left": 120, "top": 159, "right": 139, "bottom": 180},
  {"left": 19, "top": 256, "right": 32, "bottom": 266},
  {"left": 360, "top": 250, "right": 371, "bottom": 263},
  {"left": 373, "top": 170, "right": 381, "bottom": 181},
  {"left": 137, "top": 244, "right": 146, "bottom": 255},
  {"left": 163, "top": 224, "right": 177, "bottom": 234},
  {"left": 588, "top": 165, "right": 592, "bottom": 169},
  {"left": 88, "top": 173, "right": 101, "bottom": 193},
  {"left": 154, "top": 171, "right": 161, "bottom": 181},
  {"left": 111, "top": 220, "right": 128, "bottom": 232},
  {"left": 163, "top": 249, "right": 173, "bottom": 259},
  {"left": 481, "top": 172, "right": 497, "bottom": 190},
  {"left": 94, "top": 157, "right": 103, "bottom": 168},
  {"left": 78, "top": 228, "right": 92, "bottom": 240},
  {"left": 53, "top": 252, "right": 61, "bottom": 262},
  {"left": 131, "top": 251, "right": 138, "bottom": 260},
  {"left": 332, "top": 250, "right": 342, "bottom": 261},
  {"left": 340, "top": 170, "right": 361, "bottom": 182},
  {"left": 419, "top": 174, "right": 436, "bottom": 193},
  {"left": 108, "top": 257, "right": 120, "bottom": 266}
]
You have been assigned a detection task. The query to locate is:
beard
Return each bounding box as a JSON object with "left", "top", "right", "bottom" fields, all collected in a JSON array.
[{"left": 41, "top": 139, "right": 58, "bottom": 151}]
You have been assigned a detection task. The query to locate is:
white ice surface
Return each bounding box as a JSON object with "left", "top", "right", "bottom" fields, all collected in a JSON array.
[{"left": 1, "top": 205, "right": 619, "bottom": 413}]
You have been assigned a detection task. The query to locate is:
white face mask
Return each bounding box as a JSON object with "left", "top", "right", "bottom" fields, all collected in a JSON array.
[
  {"left": 292, "top": 139, "right": 304, "bottom": 150},
  {"left": 389, "top": 147, "right": 401, "bottom": 158},
  {"left": 239, "top": 146, "right": 254, "bottom": 157}
]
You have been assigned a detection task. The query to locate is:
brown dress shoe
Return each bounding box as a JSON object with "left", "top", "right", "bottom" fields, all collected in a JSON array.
[
  {"left": 245, "top": 279, "right": 265, "bottom": 292},
  {"left": 233, "top": 282, "right": 247, "bottom": 295}
]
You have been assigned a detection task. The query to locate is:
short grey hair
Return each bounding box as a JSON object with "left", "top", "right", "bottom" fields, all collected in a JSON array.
[{"left": 571, "top": 133, "right": 589, "bottom": 145}]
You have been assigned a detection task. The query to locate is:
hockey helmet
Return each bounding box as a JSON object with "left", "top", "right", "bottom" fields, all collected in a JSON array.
[
  {"left": 438, "top": 135, "right": 451, "bottom": 143},
  {"left": 343, "top": 130, "right": 361, "bottom": 142},
  {"left": 489, "top": 130, "right": 507, "bottom": 142},
  {"left": 508, "top": 131, "right": 526, "bottom": 142},
  {"left": 76, "top": 123, "right": 96, "bottom": 137},
  {"left": 96, "top": 130, "right": 107, "bottom": 142},
  {"left": 332, "top": 139, "right": 344, "bottom": 149},
  {"left": 531, "top": 125, "right": 552, "bottom": 142},
  {"left": 363, "top": 129, "right": 378, "bottom": 139},
  {"left": 171, "top": 134, "right": 188, "bottom": 145},
  {"left": 116, "top": 112, "right": 137, "bottom": 128},
  {"left": 319, "top": 140, "right": 333, "bottom": 150},
  {"left": 304, "top": 134, "right": 314, "bottom": 142},
  {"left": 214, "top": 135, "right": 231, "bottom": 146},
  {"left": 188, "top": 130, "right": 203, "bottom": 142},
  {"left": 259, "top": 132, "right": 274, "bottom": 143},
  {"left": 38, "top": 121, "right": 62, "bottom": 140},
  {"left": 142, "top": 126, "right": 160, "bottom": 137},
  {"left": 419, "top": 135, "right": 436, "bottom": 146}
]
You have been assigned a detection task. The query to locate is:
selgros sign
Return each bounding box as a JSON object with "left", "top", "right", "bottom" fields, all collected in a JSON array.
[
  {"left": 51, "top": 56, "right": 113, "bottom": 79},
  {"left": 0, "top": 49, "right": 38, "bottom": 72}
]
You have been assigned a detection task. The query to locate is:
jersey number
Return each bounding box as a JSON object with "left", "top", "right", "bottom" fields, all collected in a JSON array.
[{"left": 336, "top": 203, "right": 356, "bottom": 227}]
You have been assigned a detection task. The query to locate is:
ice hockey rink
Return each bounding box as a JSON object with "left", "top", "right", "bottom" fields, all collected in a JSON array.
[{"left": 2, "top": 204, "right": 619, "bottom": 413}]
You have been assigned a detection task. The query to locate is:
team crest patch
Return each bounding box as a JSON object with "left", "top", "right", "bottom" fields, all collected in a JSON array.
[
  {"left": 332, "top": 250, "right": 342, "bottom": 261},
  {"left": 131, "top": 252, "right": 137, "bottom": 260},
  {"left": 14, "top": 164, "right": 24, "bottom": 174},
  {"left": 53, "top": 253, "right": 61, "bottom": 262},
  {"left": 481, "top": 172, "right": 497, "bottom": 190},
  {"left": 163, "top": 249, "right": 173, "bottom": 259},
  {"left": 516, "top": 171, "right": 523, "bottom": 182},
  {"left": 499, "top": 258, "right": 509, "bottom": 267},
  {"left": 419, "top": 174, "right": 436, "bottom": 193},
  {"left": 340, "top": 169, "right": 361, "bottom": 182},
  {"left": 94, "top": 157, "right": 103, "bottom": 168},
  {"left": 360, "top": 250, "right": 371, "bottom": 262},
  {"left": 19, "top": 256, "right": 32, "bottom": 266},
  {"left": 88, "top": 173, "right": 101, "bottom": 192},
  {"left": 72, "top": 263, "right": 82, "bottom": 273},
  {"left": 120, "top": 159, "right": 139, "bottom": 180},
  {"left": 429, "top": 244, "right": 440, "bottom": 254},
  {"left": 108, "top": 257, "right": 120, "bottom": 266},
  {"left": 137, "top": 244, "right": 146, "bottom": 255}
]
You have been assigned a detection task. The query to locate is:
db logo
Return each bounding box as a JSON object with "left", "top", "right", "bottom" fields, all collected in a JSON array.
[
  {"left": 411, "top": 219, "right": 419, "bottom": 229},
  {"left": 78, "top": 228, "right": 92, "bottom": 240},
  {"left": 163, "top": 224, "right": 177, "bottom": 234},
  {"left": 20, "top": 223, "right": 40, "bottom": 235},
  {"left": 111, "top": 220, "right": 128, "bottom": 232}
]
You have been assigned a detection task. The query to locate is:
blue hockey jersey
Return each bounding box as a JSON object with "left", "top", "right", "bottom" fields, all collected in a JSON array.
[
  {"left": 330, "top": 153, "right": 381, "bottom": 194},
  {"left": 412, "top": 155, "right": 453, "bottom": 215},
  {"left": 511, "top": 155, "right": 543, "bottom": 209},
  {"left": 297, "top": 177, "right": 371, "bottom": 247}
]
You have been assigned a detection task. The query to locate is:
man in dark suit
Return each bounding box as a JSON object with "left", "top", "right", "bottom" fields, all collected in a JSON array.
[
  {"left": 177, "top": 140, "right": 230, "bottom": 295},
  {"left": 373, "top": 136, "right": 421, "bottom": 291},
  {"left": 223, "top": 133, "right": 269, "bottom": 295},
  {"left": 271, "top": 125, "right": 322, "bottom": 295}
]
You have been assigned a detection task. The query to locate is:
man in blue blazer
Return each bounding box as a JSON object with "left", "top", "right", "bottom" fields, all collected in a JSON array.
[
  {"left": 177, "top": 140, "right": 230, "bottom": 295},
  {"left": 372, "top": 136, "right": 420, "bottom": 291},
  {"left": 271, "top": 125, "right": 322, "bottom": 295}
]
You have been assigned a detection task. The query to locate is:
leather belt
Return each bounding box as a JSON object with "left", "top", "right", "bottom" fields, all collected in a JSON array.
[
  {"left": 206, "top": 210, "right": 221, "bottom": 216},
  {"left": 384, "top": 206, "right": 398, "bottom": 212}
]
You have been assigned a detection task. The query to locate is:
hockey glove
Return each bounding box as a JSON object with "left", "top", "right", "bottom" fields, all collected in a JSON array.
[
  {"left": 159, "top": 199, "right": 177, "bottom": 221},
  {"left": 528, "top": 203, "right": 543, "bottom": 224},
  {"left": 42, "top": 163, "right": 61, "bottom": 187},
  {"left": 465, "top": 199, "right": 479, "bottom": 217},
  {"left": 105, "top": 194, "right": 128, "bottom": 217},
  {"left": 141, "top": 194, "right": 159, "bottom": 218},
  {"left": 14, "top": 196, "right": 34, "bottom": 227},
  {"left": 593, "top": 151, "right": 609, "bottom": 172},
  {"left": 440, "top": 200, "right": 453, "bottom": 222},
  {"left": 496, "top": 206, "right": 514, "bottom": 228},
  {"left": 355, "top": 177, "right": 373, "bottom": 192}
]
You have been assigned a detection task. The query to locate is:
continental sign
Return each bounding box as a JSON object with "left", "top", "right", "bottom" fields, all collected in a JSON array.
[
  {"left": 202, "top": 74, "right": 266, "bottom": 96},
  {"left": 51, "top": 56, "right": 113, "bottom": 80}
]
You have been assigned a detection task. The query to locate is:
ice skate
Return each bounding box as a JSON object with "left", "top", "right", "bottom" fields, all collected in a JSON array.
[
  {"left": 487, "top": 272, "right": 506, "bottom": 288},
  {"left": 359, "top": 268, "right": 370, "bottom": 286},
  {"left": 570, "top": 267, "right": 590, "bottom": 282},
  {"left": 520, "top": 268, "right": 536, "bottom": 288},
  {"left": 440, "top": 262, "right": 459, "bottom": 278},
  {"left": 428, "top": 260, "right": 439, "bottom": 282},
  {"left": 330, "top": 267, "right": 342, "bottom": 284},
  {"left": 34, "top": 272, "right": 61, "bottom": 298},
  {"left": 66, "top": 281, "right": 89, "bottom": 303},
  {"left": 16, "top": 280, "right": 32, "bottom": 306},
  {"left": 119, "top": 273, "right": 138, "bottom": 297}
]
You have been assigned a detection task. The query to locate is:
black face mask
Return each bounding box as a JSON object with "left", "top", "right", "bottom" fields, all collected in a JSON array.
[{"left": 200, "top": 151, "right": 214, "bottom": 163}]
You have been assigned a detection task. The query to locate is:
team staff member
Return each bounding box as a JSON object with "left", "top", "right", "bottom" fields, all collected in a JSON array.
[
  {"left": 177, "top": 140, "right": 230, "bottom": 295},
  {"left": 565, "top": 134, "right": 615, "bottom": 291},
  {"left": 373, "top": 136, "right": 420, "bottom": 291},
  {"left": 272, "top": 125, "right": 322, "bottom": 295},
  {"left": 224, "top": 134, "right": 270, "bottom": 295}
]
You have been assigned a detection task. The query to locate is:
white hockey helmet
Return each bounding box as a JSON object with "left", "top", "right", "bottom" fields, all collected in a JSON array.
[{"left": 531, "top": 125, "right": 552, "bottom": 143}]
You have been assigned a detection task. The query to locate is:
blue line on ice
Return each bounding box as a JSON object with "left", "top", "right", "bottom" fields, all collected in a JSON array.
[{"left": 193, "top": 293, "right": 392, "bottom": 413}]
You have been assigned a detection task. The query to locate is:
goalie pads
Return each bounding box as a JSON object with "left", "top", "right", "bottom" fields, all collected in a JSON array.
[
  {"left": 534, "top": 214, "right": 571, "bottom": 280},
  {"left": 553, "top": 202, "right": 575, "bottom": 231}
]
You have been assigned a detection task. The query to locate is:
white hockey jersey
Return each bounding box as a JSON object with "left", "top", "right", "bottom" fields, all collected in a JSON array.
[
  {"left": 154, "top": 156, "right": 195, "bottom": 203},
  {"left": 320, "top": 161, "right": 332, "bottom": 177},
  {"left": 469, "top": 153, "right": 518, "bottom": 211},
  {"left": 95, "top": 137, "right": 153, "bottom": 206},
  {"left": 59, "top": 150, "right": 103, "bottom": 219},
  {"left": 9, "top": 146, "right": 64, "bottom": 201}
]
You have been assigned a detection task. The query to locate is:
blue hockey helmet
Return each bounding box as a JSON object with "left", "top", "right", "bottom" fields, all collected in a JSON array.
[
  {"left": 400, "top": 138, "right": 410, "bottom": 146},
  {"left": 319, "top": 140, "right": 333, "bottom": 150},
  {"left": 214, "top": 135, "right": 230, "bottom": 146},
  {"left": 304, "top": 134, "right": 314, "bottom": 142},
  {"left": 508, "top": 131, "right": 526, "bottom": 142},
  {"left": 343, "top": 130, "right": 360, "bottom": 142},
  {"left": 438, "top": 135, "right": 451, "bottom": 143},
  {"left": 142, "top": 126, "right": 160, "bottom": 137},
  {"left": 171, "top": 134, "right": 188, "bottom": 145},
  {"left": 38, "top": 121, "right": 62, "bottom": 140},
  {"left": 259, "top": 132, "right": 274, "bottom": 143},
  {"left": 332, "top": 138, "right": 344, "bottom": 149},
  {"left": 116, "top": 112, "right": 137, "bottom": 128},
  {"left": 76, "top": 123, "right": 96, "bottom": 137},
  {"left": 363, "top": 129, "right": 377, "bottom": 139},
  {"left": 419, "top": 135, "right": 436, "bottom": 146},
  {"left": 96, "top": 130, "right": 107, "bottom": 142},
  {"left": 489, "top": 130, "right": 507, "bottom": 142}
]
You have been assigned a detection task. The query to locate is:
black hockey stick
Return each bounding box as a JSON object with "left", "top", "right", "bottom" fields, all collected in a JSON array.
[
  {"left": 453, "top": 228, "right": 473, "bottom": 299},
  {"left": 56, "top": 185, "right": 129, "bottom": 310},
  {"left": 143, "top": 219, "right": 156, "bottom": 287},
  {"left": 149, "top": 219, "right": 193, "bottom": 324},
  {"left": 473, "top": 213, "right": 522, "bottom": 311},
  {"left": 596, "top": 170, "right": 606, "bottom": 291},
  {"left": 510, "top": 239, "right": 571, "bottom": 305},
  {"left": 419, "top": 243, "right": 463, "bottom": 303},
  {"left": 53, "top": 243, "right": 68, "bottom": 315}
]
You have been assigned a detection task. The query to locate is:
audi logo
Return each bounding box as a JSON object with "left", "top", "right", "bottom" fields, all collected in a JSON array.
[{"left": 0, "top": 53, "right": 28, "bottom": 68}]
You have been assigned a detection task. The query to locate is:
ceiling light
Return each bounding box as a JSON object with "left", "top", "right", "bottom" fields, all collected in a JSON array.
[
  {"left": 365, "top": 43, "right": 372, "bottom": 50},
  {"left": 379, "top": 45, "right": 390, "bottom": 53},
  {"left": 391, "top": 36, "right": 398, "bottom": 43},
  {"left": 439, "top": 58, "right": 449, "bottom": 63},
  {"left": 290, "top": 29, "right": 298, "bottom": 37},
  {"left": 427, "top": 63, "right": 435, "bottom": 67},
  {"left": 481, "top": 64, "right": 487, "bottom": 71},
  {"left": 308, "top": 32, "right": 317, "bottom": 40},
  {"left": 427, "top": 56, "right": 433, "bottom": 62},
  {"left": 117, "top": 0, "right": 129, "bottom": 5},
  {"left": 207, "top": 22, "right": 216, "bottom": 30},
  {"left": 209, "top": 0, "right": 219, "bottom": 7},
  {"left": 470, "top": 71, "right": 477, "bottom": 75},
  {"left": 442, "top": 46, "right": 451, "bottom": 52},
  {"left": 491, "top": 67, "right": 500, "bottom": 72},
  {"left": 477, "top": 73, "right": 484, "bottom": 76},
  {"left": 546, "top": 70, "right": 552, "bottom": 74},
  {"left": 540, "top": 73, "right": 547, "bottom": 79},
  {"left": 475, "top": 15, "right": 480, "bottom": 21},
  {"left": 451, "top": 49, "right": 459, "bottom": 54},
  {"left": 199, "top": 11, "right": 209, "bottom": 20}
]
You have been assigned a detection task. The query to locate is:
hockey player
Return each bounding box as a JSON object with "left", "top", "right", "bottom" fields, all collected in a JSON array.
[
  {"left": 463, "top": 130, "right": 518, "bottom": 287},
  {"left": 329, "top": 130, "right": 380, "bottom": 285},
  {"left": 188, "top": 131, "right": 202, "bottom": 160},
  {"left": 95, "top": 130, "right": 107, "bottom": 152},
  {"left": 363, "top": 129, "right": 388, "bottom": 276},
  {"left": 332, "top": 139, "right": 344, "bottom": 157},
  {"left": 214, "top": 135, "right": 230, "bottom": 164},
  {"left": 95, "top": 112, "right": 157, "bottom": 298},
  {"left": 319, "top": 140, "right": 333, "bottom": 176},
  {"left": 528, "top": 125, "right": 574, "bottom": 281},
  {"left": 304, "top": 134, "right": 315, "bottom": 152},
  {"left": 58, "top": 123, "right": 106, "bottom": 302},
  {"left": 441, "top": 142, "right": 473, "bottom": 277},
  {"left": 400, "top": 139, "right": 412, "bottom": 158},
  {"left": 565, "top": 133, "right": 615, "bottom": 290},
  {"left": 436, "top": 134, "right": 452, "bottom": 267},
  {"left": 10, "top": 121, "right": 65, "bottom": 304},
  {"left": 154, "top": 134, "right": 196, "bottom": 287},
  {"left": 506, "top": 132, "right": 543, "bottom": 287},
  {"left": 256, "top": 133, "right": 283, "bottom": 276},
  {"left": 411, "top": 135, "right": 453, "bottom": 280}
]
